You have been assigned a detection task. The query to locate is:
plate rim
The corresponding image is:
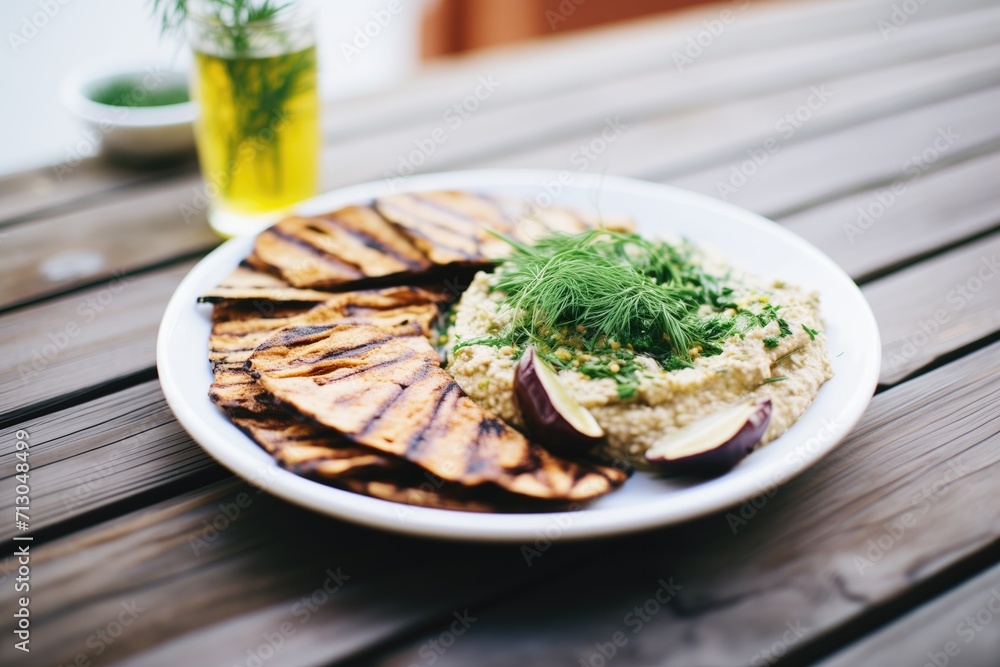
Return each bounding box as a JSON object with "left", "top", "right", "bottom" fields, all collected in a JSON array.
[{"left": 157, "top": 169, "right": 881, "bottom": 542}]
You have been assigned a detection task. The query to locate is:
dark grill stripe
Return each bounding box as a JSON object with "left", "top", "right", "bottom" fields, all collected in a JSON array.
[
  {"left": 411, "top": 193, "right": 499, "bottom": 228},
  {"left": 406, "top": 381, "right": 458, "bottom": 458},
  {"left": 314, "top": 348, "right": 420, "bottom": 385},
  {"left": 378, "top": 198, "right": 481, "bottom": 246},
  {"left": 319, "top": 212, "right": 428, "bottom": 270},
  {"left": 256, "top": 324, "right": 334, "bottom": 351},
  {"left": 354, "top": 363, "right": 436, "bottom": 437},
  {"left": 389, "top": 223, "right": 477, "bottom": 260},
  {"left": 267, "top": 227, "right": 365, "bottom": 278}
]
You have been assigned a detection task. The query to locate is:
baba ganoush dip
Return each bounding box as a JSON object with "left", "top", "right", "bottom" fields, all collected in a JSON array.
[{"left": 443, "top": 230, "right": 833, "bottom": 468}]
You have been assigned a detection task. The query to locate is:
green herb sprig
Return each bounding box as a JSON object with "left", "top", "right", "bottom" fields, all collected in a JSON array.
[{"left": 454, "top": 230, "right": 793, "bottom": 397}]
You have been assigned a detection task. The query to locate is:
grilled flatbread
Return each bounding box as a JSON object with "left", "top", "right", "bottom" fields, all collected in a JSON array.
[
  {"left": 208, "top": 288, "right": 444, "bottom": 478},
  {"left": 375, "top": 191, "right": 517, "bottom": 265},
  {"left": 199, "top": 261, "right": 338, "bottom": 304},
  {"left": 249, "top": 205, "right": 432, "bottom": 289},
  {"left": 375, "top": 191, "right": 637, "bottom": 263},
  {"left": 249, "top": 323, "right": 628, "bottom": 501}
]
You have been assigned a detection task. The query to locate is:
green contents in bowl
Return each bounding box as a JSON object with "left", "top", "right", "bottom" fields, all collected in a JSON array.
[{"left": 88, "top": 79, "right": 190, "bottom": 108}]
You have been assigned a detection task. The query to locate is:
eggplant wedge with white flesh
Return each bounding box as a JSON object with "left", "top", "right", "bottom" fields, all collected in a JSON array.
[
  {"left": 248, "top": 323, "right": 627, "bottom": 501},
  {"left": 645, "top": 399, "right": 773, "bottom": 476},
  {"left": 514, "top": 346, "right": 605, "bottom": 453}
]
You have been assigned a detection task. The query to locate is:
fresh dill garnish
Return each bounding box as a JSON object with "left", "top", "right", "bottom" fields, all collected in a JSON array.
[
  {"left": 802, "top": 324, "right": 820, "bottom": 340},
  {"left": 455, "top": 230, "right": 795, "bottom": 390},
  {"left": 763, "top": 336, "right": 780, "bottom": 348},
  {"left": 763, "top": 376, "right": 788, "bottom": 384},
  {"left": 490, "top": 230, "right": 744, "bottom": 362}
]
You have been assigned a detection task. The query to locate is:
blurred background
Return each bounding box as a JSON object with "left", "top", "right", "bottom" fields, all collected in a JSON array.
[{"left": 0, "top": 0, "right": 715, "bottom": 176}]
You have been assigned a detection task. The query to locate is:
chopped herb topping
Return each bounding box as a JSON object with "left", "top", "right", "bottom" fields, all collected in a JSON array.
[
  {"left": 763, "top": 376, "right": 788, "bottom": 384},
  {"left": 802, "top": 324, "right": 820, "bottom": 341},
  {"left": 455, "top": 230, "right": 793, "bottom": 392}
]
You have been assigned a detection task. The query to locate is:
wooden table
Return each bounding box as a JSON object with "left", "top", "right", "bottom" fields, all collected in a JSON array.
[{"left": 2, "top": 0, "right": 999, "bottom": 664}]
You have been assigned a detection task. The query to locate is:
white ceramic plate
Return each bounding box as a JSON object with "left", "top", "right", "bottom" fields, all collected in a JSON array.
[{"left": 157, "top": 170, "right": 880, "bottom": 542}]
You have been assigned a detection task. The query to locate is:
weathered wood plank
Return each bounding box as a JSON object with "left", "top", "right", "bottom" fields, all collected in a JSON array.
[
  {"left": 0, "top": 380, "right": 214, "bottom": 543},
  {"left": 323, "top": 5, "right": 1000, "bottom": 187},
  {"left": 1, "top": 0, "right": 979, "bottom": 227},
  {"left": 666, "top": 83, "right": 1000, "bottom": 219},
  {"left": 479, "top": 42, "right": 1000, "bottom": 184},
  {"left": 817, "top": 560, "right": 1000, "bottom": 667},
  {"left": 5, "top": 2, "right": 998, "bottom": 312},
  {"left": 2, "top": 151, "right": 994, "bottom": 425},
  {"left": 0, "top": 183, "right": 217, "bottom": 310},
  {"left": 863, "top": 233, "right": 1000, "bottom": 385},
  {"left": 324, "top": 0, "right": 995, "bottom": 142},
  {"left": 0, "top": 261, "right": 197, "bottom": 417},
  {"left": 359, "top": 341, "right": 1000, "bottom": 667},
  {"left": 0, "top": 477, "right": 597, "bottom": 667},
  {"left": 783, "top": 150, "right": 1000, "bottom": 282},
  {"left": 0, "top": 179, "right": 995, "bottom": 535},
  {"left": 0, "top": 160, "right": 194, "bottom": 228},
  {"left": 5, "top": 339, "right": 996, "bottom": 667}
]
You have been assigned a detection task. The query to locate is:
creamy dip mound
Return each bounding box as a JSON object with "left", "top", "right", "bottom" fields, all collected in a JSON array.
[{"left": 444, "top": 247, "right": 833, "bottom": 468}]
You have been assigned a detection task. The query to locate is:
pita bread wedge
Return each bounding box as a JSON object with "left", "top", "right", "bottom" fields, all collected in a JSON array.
[
  {"left": 249, "top": 323, "right": 628, "bottom": 502},
  {"left": 198, "top": 261, "right": 339, "bottom": 304},
  {"left": 249, "top": 205, "right": 432, "bottom": 289},
  {"left": 375, "top": 191, "right": 517, "bottom": 265},
  {"left": 208, "top": 288, "right": 446, "bottom": 479}
]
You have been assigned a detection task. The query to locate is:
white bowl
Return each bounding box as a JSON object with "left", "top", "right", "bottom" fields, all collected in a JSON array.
[{"left": 62, "top": 62, "right": 198, "bottom": 163}]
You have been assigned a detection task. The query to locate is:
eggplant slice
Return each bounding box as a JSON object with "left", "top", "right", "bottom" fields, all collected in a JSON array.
[
  {"left": 249, "top": 205, "right": 432, "bottom": 289},
  {"left": 249, "top": 323, "right": 628, "bottom": 501}
]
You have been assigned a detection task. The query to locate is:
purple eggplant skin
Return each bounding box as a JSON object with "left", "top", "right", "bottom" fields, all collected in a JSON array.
[
  {"left": 649, "top": 399, "right": 773, "bottom": 477},
  {"left": 514, "top": 347, "right": 605, "bottom": 455}
]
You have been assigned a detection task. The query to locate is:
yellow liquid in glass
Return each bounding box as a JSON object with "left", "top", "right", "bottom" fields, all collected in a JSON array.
[{"left": 192, "top": 46, "right": 319, "bottom": 228}]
